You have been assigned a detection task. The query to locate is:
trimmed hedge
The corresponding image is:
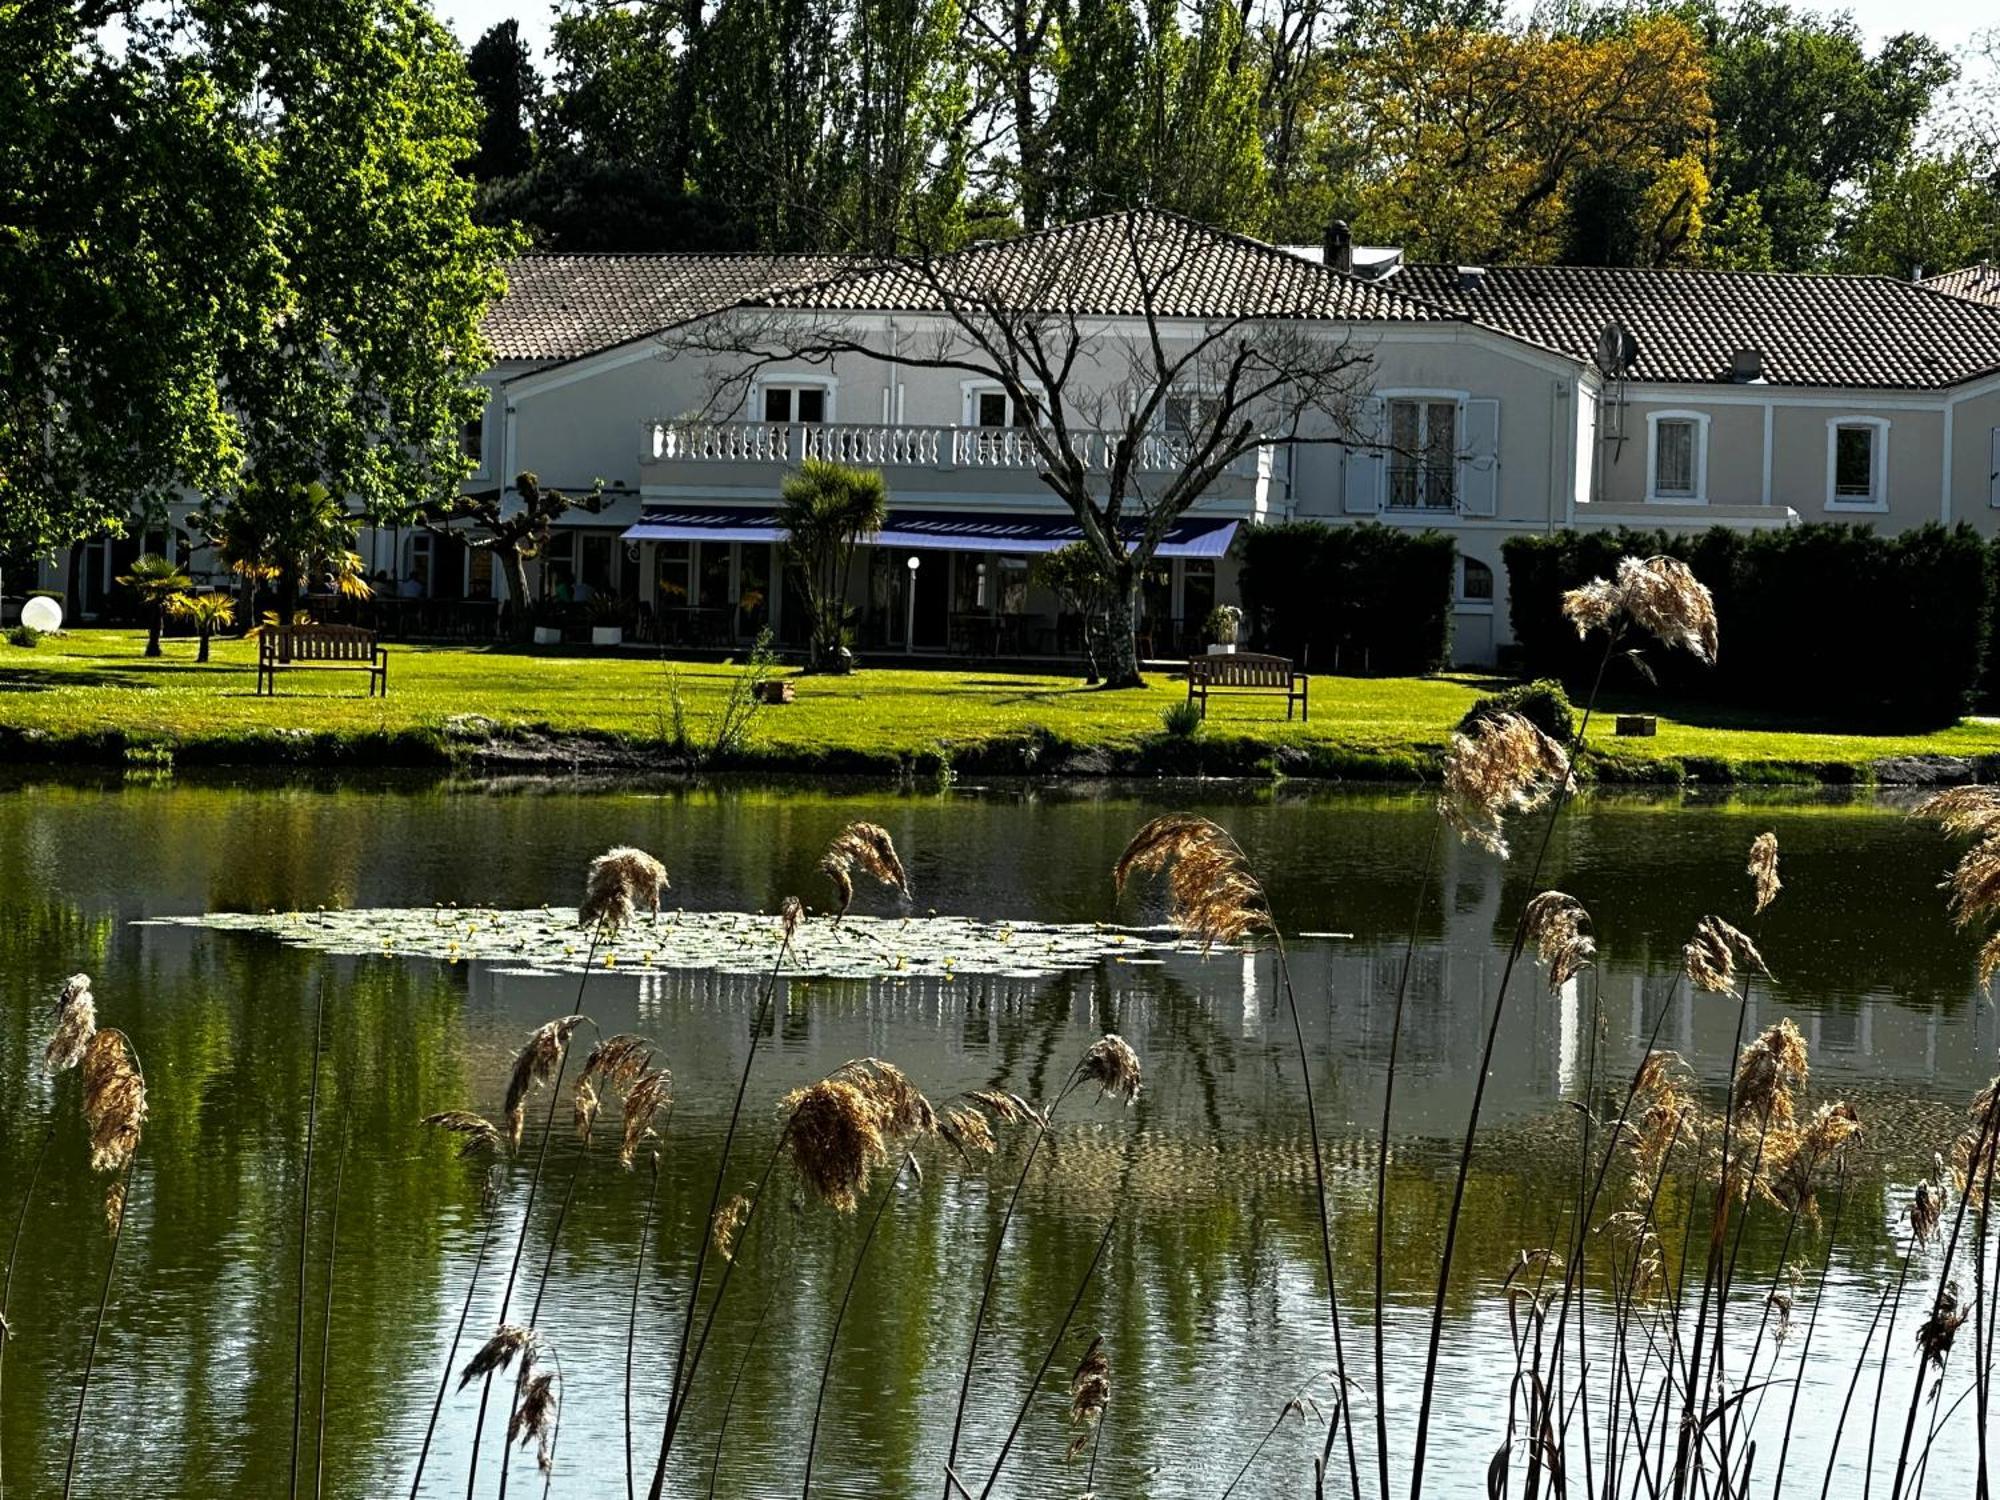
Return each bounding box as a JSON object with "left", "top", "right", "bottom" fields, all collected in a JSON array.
[
  {"left": 1239, "top": 521, "right": 1455, "bottom": 674},
  {"left": 1502, "top": 523, "right": 1992, "bottom": 727},
  {"left": 1458, "top": 678, "right": 1577, "bottom": 744}
]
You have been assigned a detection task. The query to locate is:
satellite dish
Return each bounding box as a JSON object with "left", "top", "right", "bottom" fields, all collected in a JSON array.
[
  {"left": 20, "top": 596, "right": 62, "bottom": 633},
  {"left": 1594, "top": 320, "right": 1638, "bottom": 376}
]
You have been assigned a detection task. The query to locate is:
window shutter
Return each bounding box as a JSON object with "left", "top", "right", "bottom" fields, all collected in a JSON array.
[
  {"left": 1990, "top": 427, "right": 2000, "bottom": 509},
  {"left": 1461, "top": 398, "right": 1501, "bottom": 516},
  {"left": 1343, "top": 398, "right": 1386, "bottom": 514}
]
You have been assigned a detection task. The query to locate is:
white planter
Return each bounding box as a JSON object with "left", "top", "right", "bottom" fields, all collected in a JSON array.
[
  {"left": 1208, "top": 642, "right": 1238, "bottom": 654},
  {"left": 591, "top": 626, "right": 624, "bottom": 647},
  {"left": 532, "top": 626, "right": 562, "bottom": 645}
]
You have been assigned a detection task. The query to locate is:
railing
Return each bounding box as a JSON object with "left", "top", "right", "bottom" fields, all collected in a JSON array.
[
  {"left": 643, "top": 420, "right": 1265, "bottom": 477},
  {"left": 1383, "top": 462, "right": 1458, "bottom": 512}
]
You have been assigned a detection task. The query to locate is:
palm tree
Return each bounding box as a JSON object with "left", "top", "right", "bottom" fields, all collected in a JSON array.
[
  {"left": 115, "top": 554, "right": 192, "bottom": 657},
  {"left": 164, "top": 592, "right": 238, "bottom": 663},
  {"left": 779, "top": 460, "right": 889, "bottom": 670},
  {"left": 192, "top": 482, "right": 369, "bottom": 629}
]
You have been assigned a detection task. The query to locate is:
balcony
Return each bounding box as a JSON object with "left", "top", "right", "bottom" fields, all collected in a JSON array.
[{"left": 639, "top": 421, "right": 1279, "bottom": 510}]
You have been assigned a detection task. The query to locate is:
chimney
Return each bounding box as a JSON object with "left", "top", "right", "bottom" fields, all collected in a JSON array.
[
  {"left": 1323, "top": 219, "right": 1353, "bottom": 276},
  {"left": 1729, "top": 348, "right": 1764, "bottom": 384},
  {"left": 1457, "top": 265, "right": 1486, "bottom": 293}
]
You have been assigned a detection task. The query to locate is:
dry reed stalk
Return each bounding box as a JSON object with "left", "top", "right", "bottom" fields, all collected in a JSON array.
[
  {"left": 1080, "top": 1035, "right": 1142, "bottom": 1104},
  {"left": 1766, "top": 1101, "right": 1861, "bottom": 1220},
  {"left": 1749, "top": 832, "right": 1782, "bottom": 914},
  {"left": 504, "top": 1016, "right": 588, "bottom": 1153},
  {"left": 800, "top": 1152, "right": 922, "bottom": 1497},
  {"left": 80, "top": 1028, "right": 147, "bottom": 1177},
  {"left": 975, "top": 1215, "right": 1117, "bottom": 1500},
  {"left": 625, "top": 1151, "right": 662, "bottom": 1500},
  {"left": 508, "top": 1366, "right": 559, "bottom": 1475},
  {"left": 289, "top": 984, "right": 326, "bottom": 1500},
  {"left": 1112, "top": 814, "right": 1358, "bottom": 1500},
  {"left": 460, "top": 1325, "right": 538, "bottom": 1390},
  {"left": 572, "top": 1080, "right": 600, "bottom": 1144},
  {"left": 43, "top": 973, "right": 96, "bottom": 1074},
  {"left": 779, "top": 1080, "right": 891, "bottom": 1212},
  {"left": 1561, "top": 553, "right": 1719, "bottom": 662},
  {"left": 710, "top": 1194, "right": 751, "bottom": 1262},
  {"left": 818, "top": 822, "right": 910, "bottom": 918},
  {"left": 620, "top": 1069, "right": 672, "bottom": 1170},
  {"left": 704, "top": 1293, "right": 775, "bottom": 1500},
  {"left": 423, "top": 1111, "right": 504, "bottom": 1158},
  {"left": 1734, "top": 1018, "right": 1809, "bottom": 1131},
  {"left": 579, "top": 847, "right": 669, "bottom": 930},
  {"left": 1950, "top": 1078, "right": 2000, "bottom": 1208},
  {"left": 1522, "top": 891, "right": 1595, "bottom": 992},
  {"left": 409, "top": 1172, "right": 502, "bottom": 1500},
  {"left": 1064, "top": 1335, "right": 1110, "bottom": 1463},
  {"left": 313, "top": 1126, "right": 347, "bottom": 1500},
  {"left": 1437, "top": 714, "right": 1570, "bottom": 859},
  {"left": 1683, "top": 915, "right": 1770, "bottom": 994},
  {"left": 1915, "top": 789, "right": 2000, "bottom": 986},
  {"left": 647, "top": 904, "right": 805, "bottom": 1498}
]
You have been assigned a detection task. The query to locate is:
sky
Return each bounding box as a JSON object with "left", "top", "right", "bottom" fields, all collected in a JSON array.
[{"left": 436, "top": 0, "right": 1995, "bottom": 67}]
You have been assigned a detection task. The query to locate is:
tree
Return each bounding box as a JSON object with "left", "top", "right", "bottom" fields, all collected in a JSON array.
[
  {"left": 1032, "top": 541, "right": 1116, "bottom": 681},
  {"left": 779, "top": 460, "right": 891, "bottom": 669},
  {"left": 1837, "top": 151, "right": 1999, "bottom": 279},
  {"left": 0, "top": 3, "right": 270, "bottom": 556},
  {"left": 676, "top": 211, "right": 1372, "bottom": 686},
  {"left": 200, "top": 0, "right": 512, "bottom": 519},
  {"left": 1339, "top": 12, "right": 1713, "bottom": 263},
  {"left": 116, "top": 555, "right": 194, "bottom": 658},
  {"left": 191, "top": 482, "right": 368, "bottom": 627},
  {"left": 165, "top": 592, "right": 239, "bottom": 663},
  {"left": 418, "top": 472, "right": 602, "bottom": 641},
  {"left": 466, "top": 20, "right": 539, "bottom": 181},
  {"left": 1698, "top": 2, "right": 1953, "bottom": 268}
]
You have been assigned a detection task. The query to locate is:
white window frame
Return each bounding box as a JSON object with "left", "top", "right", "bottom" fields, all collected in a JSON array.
[
  {"left": 1378, "top": 388, "right": 1469, "bottom": 513},
  {"left": 752, "top": 374, "right": 838, "bottom": 426},
  {"left": 960, "top": 379, "right": 1041, "bottom": 428},
  {"left": 1646, "top": 410, "right": 1710, "bottom": 504},
  {"left": 1824, "top": 416, "right": 1890, "bottom": 512}
]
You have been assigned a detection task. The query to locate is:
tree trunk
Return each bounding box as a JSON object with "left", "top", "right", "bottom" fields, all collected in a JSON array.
[
  {"left": 197, "top": 628, "right": 212, "bottom": 665},
  {"left": 65, "top": 544, "right": 84, "bottom": 622},
  {"left": 1101, "top": 573, "right": 1144, "bottom": 688},
  {"left": 145, "top": 609, "right": 163, "bottom": 657},
  {"left": 501, "top": 546, "right": 534, "bottom": 642}
]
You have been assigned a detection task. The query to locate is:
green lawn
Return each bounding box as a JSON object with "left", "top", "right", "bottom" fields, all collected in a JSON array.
[{"left": 4, "top": 629, "right": 1999, "bottom": 779}]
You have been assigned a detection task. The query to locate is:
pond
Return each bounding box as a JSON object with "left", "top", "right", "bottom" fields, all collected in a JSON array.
[{"left": 0, "top": 774, "right": 1993, "bottom": 1498}]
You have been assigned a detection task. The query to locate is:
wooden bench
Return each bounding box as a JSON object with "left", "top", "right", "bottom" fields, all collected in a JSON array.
[
  {"left": 1186, "top": 651, "right": 1308, "bottom": 721},
  {"left": 257, "top": 626, "right": 388, "bottom": 697}
]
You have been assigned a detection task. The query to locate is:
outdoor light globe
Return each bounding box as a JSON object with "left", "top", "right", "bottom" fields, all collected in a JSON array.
[
  {"left": 20, "top": 596, "right": 62, "bottom": 633},
  {"left": 906, "top": 555, "right": 920, "bottom": 571}
]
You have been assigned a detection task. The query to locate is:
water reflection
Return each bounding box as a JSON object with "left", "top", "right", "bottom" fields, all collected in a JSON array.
[{"left": 0, "top": 778, "right": 1992, "bottom": 1496}]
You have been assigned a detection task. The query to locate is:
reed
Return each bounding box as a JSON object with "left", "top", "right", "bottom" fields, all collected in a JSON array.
[
  {"left": 292, "top": 980, "right": 326, "bottom": 1500},
  {"left": 705, "top": 1293, "right": 774, "bottom": 1500},
  {"left": 314, "top": 1122, "right": 348, "bottom": 1500},
  {"left": 409, "top": 1125, "right": 504, "bottom": 1498},
  {"left": 627, "top": 1151, "right": 662, "bottom": 1500}
]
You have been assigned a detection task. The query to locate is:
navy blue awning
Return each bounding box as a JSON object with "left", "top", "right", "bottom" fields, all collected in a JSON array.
[{"left": 623, "top": 505, "right": 1238, "bottom": 558}]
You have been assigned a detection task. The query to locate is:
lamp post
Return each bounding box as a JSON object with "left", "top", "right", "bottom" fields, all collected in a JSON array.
[{"left": 904, "top": 554, "right": 921, "bottom": 654}]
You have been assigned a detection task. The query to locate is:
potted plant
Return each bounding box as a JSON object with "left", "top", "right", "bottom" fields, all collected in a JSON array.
[
  {"left": 587, "top": 594, "right": 628, "bottom": 647},
  {"left": 529, "top": 599, "right": 564, "bottom": 646},
  {"left": 1205, "top": 603, "right": 1243, "bottom": 654}
]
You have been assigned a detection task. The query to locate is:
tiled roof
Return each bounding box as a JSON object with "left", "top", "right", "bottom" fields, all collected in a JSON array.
[
  {"left": 1389, "top": 262, "right": 2000, "bottom": 389},
  {"left": 1922, "top": 262, "right": 2000, "bottom": 308},
  {"left": 760, "top": 211, "right": 1446, "bottom": 323},
  {"left": 483, "top": 253, "right": 843, "bottom": 361}
]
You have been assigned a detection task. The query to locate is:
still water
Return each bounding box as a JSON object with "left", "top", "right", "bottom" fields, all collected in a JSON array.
[{"left": 0, "top": 774, "right": 1994, "bottom": 1497}]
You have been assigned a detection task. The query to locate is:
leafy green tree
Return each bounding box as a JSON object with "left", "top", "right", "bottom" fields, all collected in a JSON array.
[
  {"left": 847, "top": 0, "right": 972, "bottom": 251},
  {"left": 1032, "top": 541, "right": 1115, "bottom": 682},
  {"left": 1696, "top": 2, "right": 1952, "bottom": 268},
  {"left": 779, "top": 459, "right": 890, "bottom": 668},
  {"left": 0, "top": 4, "right": 271, "bottom": 556},
  {"left": 1836, "top": 152, "right": 1999, "bottom": 279},
  {"left": 201, "top": 0, "right": 513, "bottom": 517},
  {"left": 116, "top": 554, "right": 194, "bottom": 658},
  {"left": 165, "top": 591, "right": 240, "bottom": 663},
  {"left": 466, "top": 20, "right": 539, "bottom": 181}
]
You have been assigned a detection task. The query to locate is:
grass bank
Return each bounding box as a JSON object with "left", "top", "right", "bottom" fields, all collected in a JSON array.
[{"left": 5, "top": 630, "right": 2000, "bottom": 783}]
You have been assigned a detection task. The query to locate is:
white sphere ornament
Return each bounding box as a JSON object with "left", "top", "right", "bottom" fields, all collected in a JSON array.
[{"left": 19, "top": 596, "right": 62, "bottom": 633}]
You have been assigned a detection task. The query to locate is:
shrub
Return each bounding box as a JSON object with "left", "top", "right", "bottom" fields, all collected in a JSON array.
[
  {"left": 7, "top": 624, "right": 43, "bottom": 648},
  {"left": 1240, "top": 521, "right": 1455, "bottom": 674},
  {"left": 1160, "top": 699, "right": 1204, "bottom": 738},
  {"left": 1503, "top": 523, "right": 1990, "bottom": 727},
  {"left": 1457, "top": 678, "right": 1576, "bottom": 744}
]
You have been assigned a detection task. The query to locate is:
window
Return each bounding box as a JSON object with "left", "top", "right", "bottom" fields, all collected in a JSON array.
[
  {"left": 1460, "top": 557, "right": 1494, "bottom": 603},
  {"left": 1655, "top": 421, "right": 1695, "bottom": 495},
  {"left": 974, "top": 390, "right": 1028, "bottom": 428},
  {"left": 1163, "top": 392, "right": 1218, "bottom": 438},
  {"left": 1826, "top": 418, "right": 1888, "bottom": 509},
  {"left": 654, "top": 541, "right": 692, "bottom": 605},
  {"left": 1646, "top": 411, "right": 1709, "bottom": 503},
  {"left": 761, "top": 384, "right": 828, "bottom": 424},
  {"left": 579, "top": 534, "right": 615, "bottom": 597},
  {"left": 461, "top": 415, "right": 485, "bottom": 464},
  {"left": 1386, "top": 398, "right": 1458, "bottom": 510}
]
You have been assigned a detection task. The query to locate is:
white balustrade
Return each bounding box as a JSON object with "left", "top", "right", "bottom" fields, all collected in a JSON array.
[{"left": 643, "top": 420, "right": 1265, "bottom": 477}]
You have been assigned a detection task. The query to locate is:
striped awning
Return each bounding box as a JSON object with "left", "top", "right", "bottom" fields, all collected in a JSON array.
[{"left": 622, "top": 506, "right": 1238, "bottom": 557}]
